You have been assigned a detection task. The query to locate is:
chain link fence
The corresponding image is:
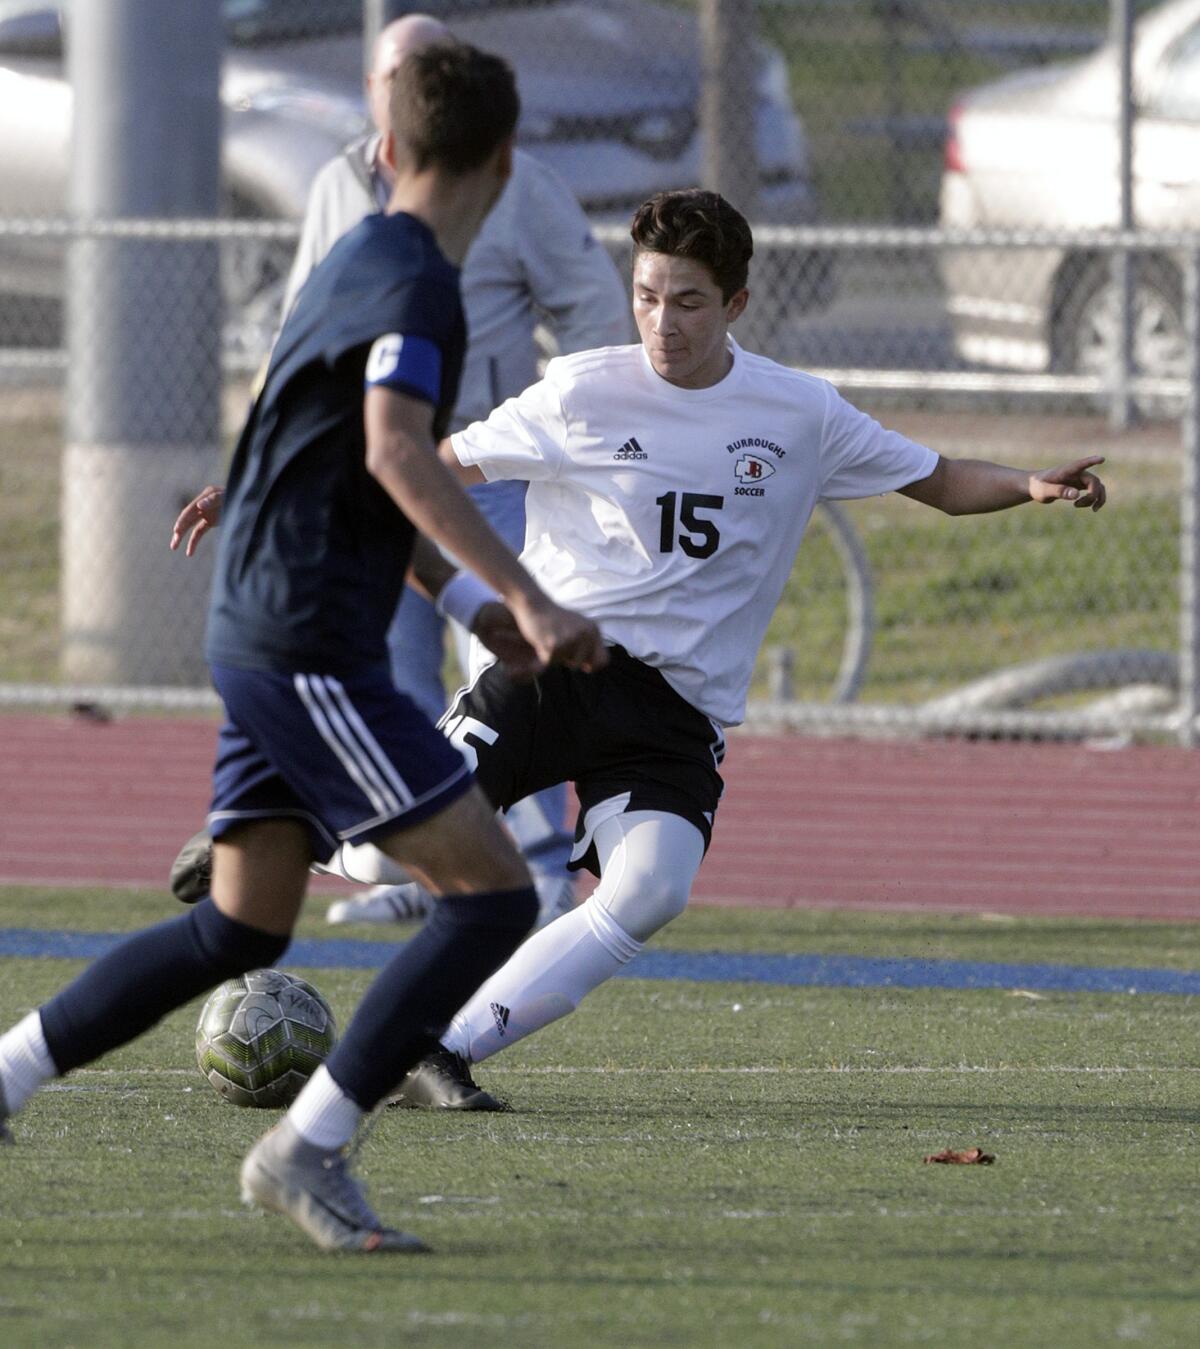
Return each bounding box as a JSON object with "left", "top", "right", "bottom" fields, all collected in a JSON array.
[{"left": 0, "top": 0, "right": 1196, "bottom": 742}]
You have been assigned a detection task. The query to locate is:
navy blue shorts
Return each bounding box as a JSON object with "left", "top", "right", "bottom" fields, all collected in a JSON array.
[{"left": 208, "top": 662, "right": 473, "bottom": 863}]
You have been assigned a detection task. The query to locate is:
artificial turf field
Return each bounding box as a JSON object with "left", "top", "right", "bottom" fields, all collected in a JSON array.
[{"left": 1, "top": 887, "right": 1198, "bottom": 1348}]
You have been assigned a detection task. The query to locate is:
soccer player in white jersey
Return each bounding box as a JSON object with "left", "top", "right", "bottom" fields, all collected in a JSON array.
[
  {"left": 173, "top": 189, "right": 1106, "bottom": 1111},
  {"left": 378, "top": 187, "right": 1107, "bottom": 1109}
]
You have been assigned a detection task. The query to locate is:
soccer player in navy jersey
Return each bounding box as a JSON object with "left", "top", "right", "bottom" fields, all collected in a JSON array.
[{"left": 0, "top": 41, "right": 605, "bottom": 1254}]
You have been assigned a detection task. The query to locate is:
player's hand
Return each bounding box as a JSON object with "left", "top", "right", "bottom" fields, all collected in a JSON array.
[
  {"left": 170, "top": 485, "right": 225, "bottom": 556},
  {"left": 471, "top": 601, "right": 542, "bottom": 681},
  {"left": 511, "top": 594, "right": 608, "bottom": 673},
  {"left": 1029, "top": 456, "right": 1106, "bottom": 511}
]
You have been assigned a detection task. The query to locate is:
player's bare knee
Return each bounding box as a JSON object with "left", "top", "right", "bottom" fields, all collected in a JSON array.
[
  {"left": 210, "top": 822, "right": 310, "bottom": 933},
  {"left": 375, "top": 786, "right": 532, "bottom": 896},
  {"left": 424, "top": 815, "right": 530, "bottom": 894}
]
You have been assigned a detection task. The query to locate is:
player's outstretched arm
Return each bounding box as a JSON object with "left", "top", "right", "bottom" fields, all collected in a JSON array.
[
  {"left": 366, "top": 386, "right": 607, "bottom": 672},
  {"left": 170, "top": 485, "right": 225, "bottom": 556},
  {"left": 898, "top": 455, "right": 1106, "bottom": 516}
]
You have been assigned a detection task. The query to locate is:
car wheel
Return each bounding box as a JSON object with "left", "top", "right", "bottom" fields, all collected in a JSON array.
[{"left": 1054, "top": 256, "right": 1185, "bottom": 415}]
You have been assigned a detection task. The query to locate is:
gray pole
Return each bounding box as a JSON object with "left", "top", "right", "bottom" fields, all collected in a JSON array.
[
  {"left": 1109, "top": 0, "right": 1135, "bottom": 429},
  {"left": 64, "top": 1, "right": 222, "bottom": 685},
  {"left": 699, "top": 0, "right": 759, "bottom": 219},
  {"left": 363, "top": 0, "right": 408, "bottom": 74}
]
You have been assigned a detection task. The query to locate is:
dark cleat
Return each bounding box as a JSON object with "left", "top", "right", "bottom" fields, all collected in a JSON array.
[
  {"left": 170, "top": 827, "right": 213, "bottom": 904},
  {"left": 388, "top": 1048, "right": 504, "bottom": 1112}
]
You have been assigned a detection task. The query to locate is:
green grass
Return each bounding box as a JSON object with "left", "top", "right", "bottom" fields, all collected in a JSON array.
[
  {"left": 0, "top": 391, "right": 61, "bottom": 681},
  {"left": 2, "top": 888, "right": 1199, "bottom": 1347},
  {"left": 756, "top": 448, "right": 1177, "bottom": 702}
]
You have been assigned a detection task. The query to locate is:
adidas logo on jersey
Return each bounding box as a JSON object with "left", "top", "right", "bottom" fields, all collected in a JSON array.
[
  {"left": 490, "top": 1001, "right": 511, "bottom": 1036},
  {"left": 613, "top": 436, "right": 648, "bottom": 460}
]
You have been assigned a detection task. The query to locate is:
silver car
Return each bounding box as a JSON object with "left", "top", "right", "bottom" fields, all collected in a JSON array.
[
  {"left": 0, "top": 0, "right": 830, "bottom": 355},
  {"left": 939, "top": 0, "right": 1200, "bottom": 385}
]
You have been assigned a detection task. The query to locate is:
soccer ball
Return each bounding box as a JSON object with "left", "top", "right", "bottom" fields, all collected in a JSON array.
[{"left": 195, "top": 969, "right": 337, "bottom": 1107}]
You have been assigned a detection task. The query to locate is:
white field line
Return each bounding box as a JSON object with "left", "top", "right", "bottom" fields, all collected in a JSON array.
[{"left": 53, "top": 1062, "right": 1200, "bottom": 1084}]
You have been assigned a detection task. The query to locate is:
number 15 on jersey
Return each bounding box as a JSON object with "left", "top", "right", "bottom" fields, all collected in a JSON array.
[{"left": 656, "top": 491, "right": 724, "bottom": 559}]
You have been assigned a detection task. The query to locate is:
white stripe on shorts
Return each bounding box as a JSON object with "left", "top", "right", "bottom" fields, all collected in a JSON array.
[
  {"left": 320, "top": 674, "right": 416, "bottom": 808},
  {"left": 292, "top": 674, "right": 412, "bottom": 815}
]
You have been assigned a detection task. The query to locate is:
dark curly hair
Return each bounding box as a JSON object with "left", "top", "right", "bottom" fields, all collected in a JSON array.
[{"left": 630, "top": 190, "right": 753, "bottom": 301}]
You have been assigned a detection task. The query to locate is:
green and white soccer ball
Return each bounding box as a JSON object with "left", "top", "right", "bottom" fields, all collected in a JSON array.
[{"left": 195, "top": 969, "right": 337, "bottom": 1107}]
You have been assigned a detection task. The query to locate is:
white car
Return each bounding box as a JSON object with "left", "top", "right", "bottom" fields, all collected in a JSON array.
[{"left": 940, "top": 0, "right": 1200, "bottom": 387}]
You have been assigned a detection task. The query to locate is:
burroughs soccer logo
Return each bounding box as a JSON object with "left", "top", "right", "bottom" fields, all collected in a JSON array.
[{"left": 734, "top": 454, "right": 776, "bottom": 484}]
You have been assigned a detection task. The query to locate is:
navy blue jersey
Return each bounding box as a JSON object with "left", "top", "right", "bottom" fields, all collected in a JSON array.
[{"left": 205, "top": 212, "right": 466, "bottom": 674}]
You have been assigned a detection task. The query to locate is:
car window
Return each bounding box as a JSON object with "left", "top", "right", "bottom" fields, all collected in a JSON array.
[
  {"left": 223, "top": 0, "right": 362, "bottom": 43},
  {"left": 1153, "top": 22, "right": 1200, "bottom": 120}
]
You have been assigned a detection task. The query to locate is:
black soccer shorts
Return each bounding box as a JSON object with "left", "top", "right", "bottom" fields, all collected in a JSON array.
[{"left": 439, "top": 646, "right": 726, "bottom": 876}]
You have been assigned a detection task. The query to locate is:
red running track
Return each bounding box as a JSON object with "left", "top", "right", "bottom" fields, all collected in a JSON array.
[{"left": 1, "top": 712, "right": 1198, "bottom": 920}]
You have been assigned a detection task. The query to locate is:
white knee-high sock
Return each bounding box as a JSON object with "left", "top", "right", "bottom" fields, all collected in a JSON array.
[
  {"left": 0, "top": 1011, "right": 59, "bottom": 1114},
  {"left": 441, "top": 898, "right": 642, "bottom": 1064},
  {"left": 440, "top": 810, "right": 703, "bottom": 1066},
  {"left": 286, "top": 1064, "right": 364, "bottom": 1151}
]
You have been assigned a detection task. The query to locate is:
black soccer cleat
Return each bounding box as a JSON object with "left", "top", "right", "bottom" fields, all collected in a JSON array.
[
  {"left": 388, "top": 1048, "right": 504, "bottom": 1112},
  {"left": 170, "top": 826, "right": 213, "bottom": 904}
]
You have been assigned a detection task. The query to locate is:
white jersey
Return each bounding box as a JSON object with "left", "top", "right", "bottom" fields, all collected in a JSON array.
[{"left": 451, "top": 339, "right": 938, "bottom": 726}]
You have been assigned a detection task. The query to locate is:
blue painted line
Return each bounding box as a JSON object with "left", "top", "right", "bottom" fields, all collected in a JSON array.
[{"left": 1, "top": 926, "right": 1198, "bottom": 996}]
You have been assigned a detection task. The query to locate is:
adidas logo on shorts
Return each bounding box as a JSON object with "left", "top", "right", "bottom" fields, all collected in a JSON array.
[
  {"left": 490, "top": 1002, "right": 511, "bottom": 1036},
  {"left": 613, "top": 436, "right": 647, "bottom": 460}
]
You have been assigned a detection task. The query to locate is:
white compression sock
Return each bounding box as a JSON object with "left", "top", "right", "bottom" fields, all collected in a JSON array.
[
  {"left": 440, "top": 809, "right": 704, "bottom": 1066},
  {"left": 442, "top": 899, "right": 641, "bottom": 1064},
  {"left": 0, "top": 1010, "right": 59, "bottom": 1114},
  {"left": 286, "top": 1064, "right": 364, "bottom": 1151}
]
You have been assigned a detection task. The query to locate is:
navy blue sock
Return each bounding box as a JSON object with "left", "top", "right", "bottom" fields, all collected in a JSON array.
[
  {"left": 325, "top": 885, "right": 538, "bottom": 1109},
  {"left": 40, "top": 899, "right": 290, "bottom": 1074}
]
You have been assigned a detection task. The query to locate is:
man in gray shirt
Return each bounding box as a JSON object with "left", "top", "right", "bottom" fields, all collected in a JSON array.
[{"left": 287, "top": 14, "right": 631, "bottom": 938}]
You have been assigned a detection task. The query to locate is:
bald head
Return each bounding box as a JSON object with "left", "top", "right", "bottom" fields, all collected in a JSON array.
[{"left": 367, "top": 14, "right": 450, "bottom": 135}]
